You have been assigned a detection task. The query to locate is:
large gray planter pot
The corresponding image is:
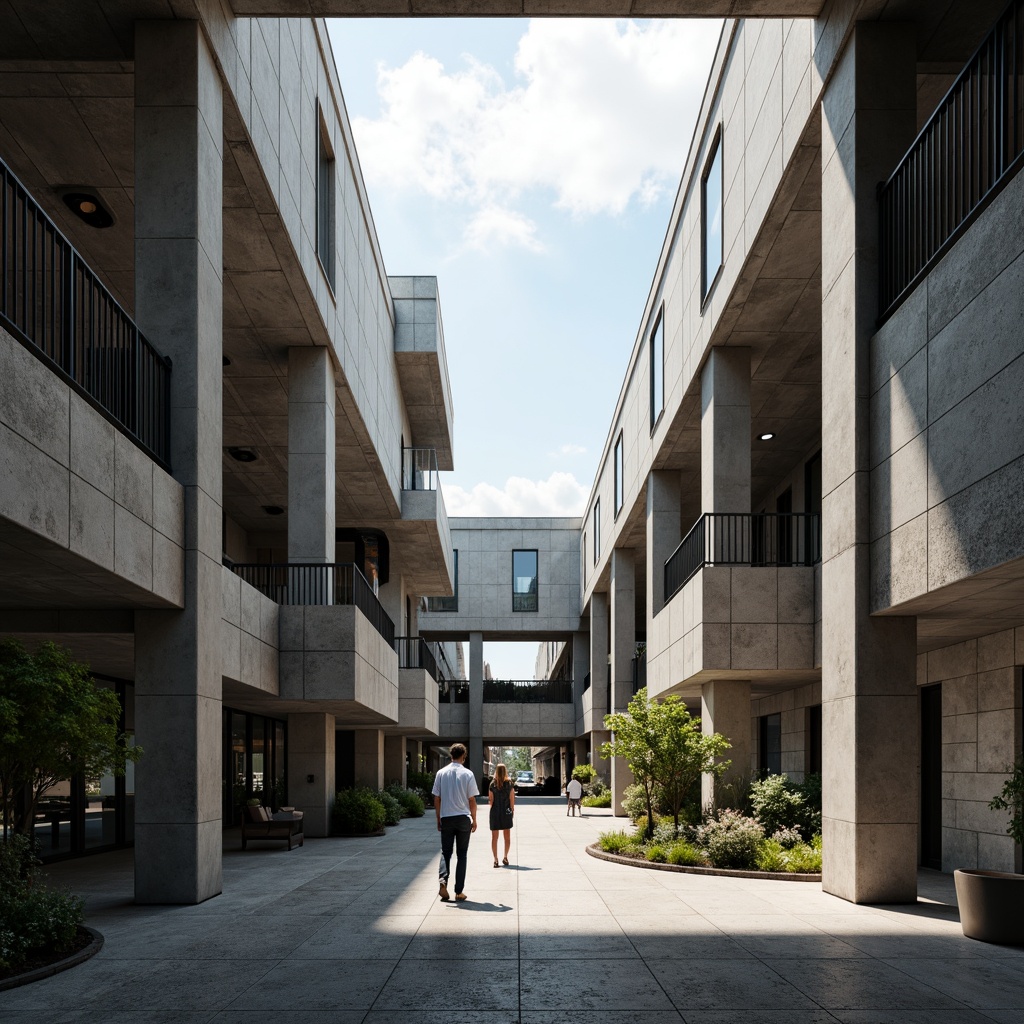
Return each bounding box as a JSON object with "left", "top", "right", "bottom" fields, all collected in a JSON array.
[{"left": 954, "top": 869, "right": 1024, "bottom": 945}]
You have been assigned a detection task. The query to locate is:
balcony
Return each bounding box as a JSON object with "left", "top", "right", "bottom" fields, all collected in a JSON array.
[
  {"left": 393, "top": 636, "right": 440, "bottom": 737},
  {"left": 1, "top": 157, "right": 171, "bottom": 467},
  {"left": 879, "top": 1, "right": 1024, "bottom": 318},
  {"left": 394, "top": 446, "right": 453, "bottom": 595}
]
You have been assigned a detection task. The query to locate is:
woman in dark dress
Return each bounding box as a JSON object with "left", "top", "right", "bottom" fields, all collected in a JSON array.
[{"left": 488, "top": 762, "right": 515, "bottom": 867}]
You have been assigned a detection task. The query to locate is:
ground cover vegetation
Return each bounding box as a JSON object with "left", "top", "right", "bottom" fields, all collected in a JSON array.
[
  {"left": 332, "top": 784, "right": 425, "bottom": 834},
  {"left": 597, "top": 689, "right": 822, "bottom": 872}
]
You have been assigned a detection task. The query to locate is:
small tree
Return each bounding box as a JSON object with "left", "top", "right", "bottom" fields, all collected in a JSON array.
[
  {"left": 571, "top": 763, "right": 597, "bottom": 788},
  {"left": 602, "top": 687, "right": 730, "bottom": 839},
  {"left": 990, "top": 760, "right": 1024, "bottom": 846},
  {"left": 0, "top": 639, "right": 142, "bottom": 836}
]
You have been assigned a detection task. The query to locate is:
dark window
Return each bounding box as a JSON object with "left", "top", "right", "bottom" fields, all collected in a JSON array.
[
  {"left": 593, "top": 499, "right": 601, "bottom": 563},
  {"left": 806, "top": 704, "right": 822, "bottom": 775},
  {"left": 427, "top": 549, "right": 458, "bottom": 612},
  {"left": 921, "top": 685, "right": 942, "bottom": 869},
  {"left": 613, "top": 432, "right": 623, "bottom": 517},
  {"left": 512, "top": 549, "right": 538, "bottom": 612},
  {"left": 702, "top": 127, "right": 723, "bottom": 301},
  {"left": 316, "top": 106, "right": 336, "bottom": 290},
  {"left": 759, "top": 713, "right": 782, "bottom": 776},
  {"left": 649, "top": 311, "right": 664, "bottom": 429}
]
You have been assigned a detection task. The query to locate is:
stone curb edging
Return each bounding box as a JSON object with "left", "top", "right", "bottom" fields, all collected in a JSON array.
[
  {"left": 0, "top": 925, "right": 104, "bottom": 992},
  {"left": 586, "top": 843, "right": 821, "bottom": 882}
]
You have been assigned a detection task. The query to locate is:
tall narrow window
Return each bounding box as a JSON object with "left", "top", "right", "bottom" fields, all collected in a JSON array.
[
  {"left": 316, "top": 106, "right": 336, "bottom": 290},
  {"left": 593, "top": 499, "right": 601, "bottom": 563},
  {"left": 702, "top": 127, "right": 723, "bottom": 301},
  {"left": 759, "top": 713, "right": 782, "bottom": 776},
  {"left": 613, "top": 432, "right": 624, "bottom": 517},
  {"left": 649, "top": 311, "right": 664, "bottom": 430},
  {"left": 512, "top": 550, "right": 538, "bottom": 612}
]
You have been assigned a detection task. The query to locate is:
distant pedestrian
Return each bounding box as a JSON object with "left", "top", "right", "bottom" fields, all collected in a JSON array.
[
  {"left": 432, "top": 743, "right": 479, "bottom": 902},
  {"left": 488, "top": 763, "right": 515, "bottom": 867},
  {"left": 566, "top": 776, "right": 583, "bottom": 817}
]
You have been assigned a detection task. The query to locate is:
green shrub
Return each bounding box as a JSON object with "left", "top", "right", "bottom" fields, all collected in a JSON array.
[
  {"left": 385, "top": 784, "right": 425, "bottom": 818},
  {"left": 406, "top": 770, "right": 435, "bottom": 794},
  {"left": 755, "top": 838, "right": 786, "bottom": 872},
  {"left": 697, "top": 809, "right": 764, "bottom": 869},
  {"left": 750, "top": 774, "right": 805, "bottom": 837},
  {"left": 0, "top": 835, "right": 83, "bottom": 972},
  {"left": 645, "top": 844, "right": 667, "bottom": 863},
  {"left": 755, "top": 834, "right": 822, "bottom": 873},
  {"left": 622, "top": 783, "right": 662, "bottom": 824},
  {"left": 797, "top": 774, "right": 822, "bottom": 836},
  {"left": 771, "top": 826, "right": 803, "bottom": 849},
  {"left": 597, "top": 830, "right": 641, "bottom": 855},
  {"left": 582, "top": 792, "right": 611, "bottom": 807},
  {"left": 588, "top": 777, "right": 608, "bottom": 799},
  {"left": 666, "top": 840, "right": 705, "bottom": 866},
  {"left": 571, "top": 764, "right": 597, "bottom": 786},
  {"left": 711, "top": 771, "right": 755, "bottom": 816},
  {"left": 333, "top": 787, "right": 386, "bottom": 834},
  {"left": 377, "top": 790, "right": 404, "bottom": 826}
]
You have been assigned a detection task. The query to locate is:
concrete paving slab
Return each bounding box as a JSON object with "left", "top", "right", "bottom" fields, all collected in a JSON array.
[{"left": 11, "top": 800, "right": 1022, "bottom": 1021}]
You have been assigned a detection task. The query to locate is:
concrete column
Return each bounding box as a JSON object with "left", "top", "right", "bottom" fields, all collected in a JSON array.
[
  {"left": 609, "top": 548, "right": 636, "bottom": 815},
  {"left": 287, "top": 347, "right": 335, "bottom": 564},
  {"left": 287, "top": 713, "right": 335, "bottom": 837},
  {"left": 700, "top": 680, "right": 752, "bottom": 810},
  {"left": 589, "top": 592, "right": 609, "bottom": 719},
  {"left": 572, "top": 630, "right": 590, "bottom": 700},
  {"left": 469, "top": 631, "right": 484, "bottom": 784},
  {"left": 384, "top": 734, "right": 406, "bottom": 786},
  {"left": 353, "top": 730, "right": 384, "bottom": 789},
  {"left": 647, "top": 469, "right": 681, "bottom": 618},
  {"left": 821, "top": 22, "right": 919, "bottom": 904},
  {"left": 573, "top": 736, "right": 589, "bottom": 770},
  {"left": 132, "top": 21, "right": 223, "bottom": 905},
  {"left": 701, "top": 347, "right": 751, "bottom": 513}
]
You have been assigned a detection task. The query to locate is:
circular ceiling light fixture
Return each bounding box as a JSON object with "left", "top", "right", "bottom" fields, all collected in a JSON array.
[
  {"left": 61, "top": 191, "right": 114, "bottom": 229},
  {"left": 759, "top": 432, "right": 775, "bottom": 441},
  {"left": 226, "top": 446, "right": 259, "bottom": 463}
]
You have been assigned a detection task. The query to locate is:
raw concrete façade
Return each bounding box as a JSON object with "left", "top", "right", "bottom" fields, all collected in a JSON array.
[{"left": 1, "top": 0, "right": 1023, "bottom": 912}]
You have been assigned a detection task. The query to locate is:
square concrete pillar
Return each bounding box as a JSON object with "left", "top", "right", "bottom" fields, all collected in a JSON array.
[
  {"left": 353, "top": 729, "right": 385, "bottom": 790},
  {"left": 701, "top": 679, "right": 752, "bottom": 810},
  {"left": 384, "top": 734, "right": 407, "bottom": 786},
  {"left": 701, "top": 347, "right": 751, "bottom": 514},
  {"left": 572, "top": 630, "right": 590, "bottom": 702},
  {"left": 589, "top": 592, "right": 609, "bottom": 719},
  {"left": 132, "top": 20, "right": 224, "bottom": 905},
  {"left": 468, "top": 632, "right": 484, "bottom": 784},
  {"left": 288, "top": 713, "right": 336, "bottom": 837},
  {"left": 647, "top": 469, "right": 681, "bottom": 618},
  {"left": 821, "top": 22, "right": 919, "bottom": 904},
  {"left": 610, "top": 548, "right": 636, "bottom": 814},
  {"left": 288, "top": 347, "right": 335, "bottom": 565}
]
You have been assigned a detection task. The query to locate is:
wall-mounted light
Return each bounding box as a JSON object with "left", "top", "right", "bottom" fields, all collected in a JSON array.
[
  {"left": 759, "top": 432, "right": 775, "bottom": 441},
  {"left": 226, "top": 446, "right": 259, "bottom": 463},
  {"left": 61, "top": 191, "right": 114, "bottom": 229},
  {"left": 262, "top": 505, "right": 285, "bottom": 516}
]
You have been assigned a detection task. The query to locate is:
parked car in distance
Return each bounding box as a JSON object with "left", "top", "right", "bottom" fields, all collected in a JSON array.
[{"left": 514, "top": 771, "right": 537, "bottom": 793}]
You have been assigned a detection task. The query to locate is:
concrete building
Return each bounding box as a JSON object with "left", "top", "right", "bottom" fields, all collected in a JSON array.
[{"left": 1, "top": 0, "right": 1022, "bottom": 912}]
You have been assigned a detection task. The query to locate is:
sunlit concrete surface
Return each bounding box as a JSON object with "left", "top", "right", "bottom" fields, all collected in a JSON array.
[{"left": 8, "top": 797, "right": 1024, "bottom": 1022}]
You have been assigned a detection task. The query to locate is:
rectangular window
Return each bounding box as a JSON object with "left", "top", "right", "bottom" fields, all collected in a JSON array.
[
  {"left": 316, "top": 106, "right": 336, "bottom": 291},
  {"left": 759, "top": 713, "right": 782, "bottom": 776},
  {"left": 593, "top": 499, "right": 601, "bottom": 563},
  {"left": 613, "top": 432, "right": 623, "bottom": 517},
  {"left": 806, "top": 704, "right": 822, "bottom": 775},
  {"left": 512, "top": 549, "right": 538, "bottom": 612},
  {"left": 702, "top": 127, "right": 723, "bottom": 301},
  {"left": 649, "top": 311, "right": 664, "bottom": 429},
  {"left": 427, "top": 549, "right": 458, "bottom": 612}
]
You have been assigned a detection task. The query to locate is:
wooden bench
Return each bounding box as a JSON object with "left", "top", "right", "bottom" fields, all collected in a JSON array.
[{"left": 241, "top": 806, "right": 304, "bottom": 850}]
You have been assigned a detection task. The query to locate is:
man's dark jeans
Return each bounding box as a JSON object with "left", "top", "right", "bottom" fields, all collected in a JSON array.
[{"left": 439, "top": 815, "right": 472, "bottom": 894}]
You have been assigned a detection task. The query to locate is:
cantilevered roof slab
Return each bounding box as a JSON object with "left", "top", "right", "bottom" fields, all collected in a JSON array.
[{"left": 231, "top": 0, "right": 826, "bottom": 15}]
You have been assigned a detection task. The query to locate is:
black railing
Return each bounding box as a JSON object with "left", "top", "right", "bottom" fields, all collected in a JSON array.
[
  {"left": 230, "top": 562, "right": 395, "bottom": 646},
  {"left": 402, "top": 446, "right": 438, "bottom": 490},
  {"left": 483, "top": 679, "right": 573, "bottom": 704},
  {"left": 438, "top": 678, "right": 470, "bottom": 704},
  {"left": 396, "top": 636, "right": 438, "bottom": 681},
  {"left": 631, "top": 651, "right": 647, "bottom": 696},
  {"left": 664, "top": 512, "right": 821, "bottom": 602},
  {"left": 879, "top": 0, "right": 1024, "bottom": 318},
  {"left": 1, "top": 157, "right": 171, "bottom": 467}
]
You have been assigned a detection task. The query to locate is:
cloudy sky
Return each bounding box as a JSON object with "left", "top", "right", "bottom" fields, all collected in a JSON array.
[{"left": 327, "top": 18, "right": 720, "bottom": 677}]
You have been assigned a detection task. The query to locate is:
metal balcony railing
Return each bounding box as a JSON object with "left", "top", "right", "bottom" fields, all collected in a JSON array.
[
  {"left": 664, "top": 512, "right": 821, "bottom": 603},
  {"left": 402, "top": 446, "right": 438, "bottom": 490},
  {"left": 631, "top": 650, "right": 647, "bottom": 697},
  {"left": 230, "top": 562, "right": 395, "bottom": 646},
  {"left": 1, "top": 157, "right": 171, "bottom": 467},
  {"left": 483, "top": 679, "right": 573, "bottom": 704},
  {"left": 879, "top": 0, "right": 1024, "bottom": 318},
  {"left": 438, "top": 678, "right": 470, "bottom": 704},
  {"left": 396, "top": 636, "right": 439, "bottom": 681}
]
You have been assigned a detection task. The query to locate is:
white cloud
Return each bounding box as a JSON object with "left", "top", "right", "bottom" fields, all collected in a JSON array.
[
  {"left": 351, "top": 18, "right": 721, "bottom": 245},
  {"left": 548, "top": 442, "right": 586, "bottom": 459},
  {"left": 445, "top": 471, "right": 587, "bottom": 517}
]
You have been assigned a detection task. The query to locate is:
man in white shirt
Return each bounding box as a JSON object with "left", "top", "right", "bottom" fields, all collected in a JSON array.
[
  {"left": 432, "top": 742, "right": 479, "bottom": 901},
  {"left": 566, "top": 776, "right": 584, "bottom": 817}
]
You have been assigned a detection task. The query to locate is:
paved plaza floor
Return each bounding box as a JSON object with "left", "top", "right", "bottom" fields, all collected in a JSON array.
[{"left": 4, "top": 797, "right": 1024, "bottom": 1022}]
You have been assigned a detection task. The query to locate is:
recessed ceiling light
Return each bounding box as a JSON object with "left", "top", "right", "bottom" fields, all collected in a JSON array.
[
  {"left": 759, "top": 432, "right": 775, "bottom": 441},
  {"left": 61, "top": 191, "right": 114, "bottom": 229},
  {"left": 262, "top": 505, "right": 285, "bottom": 516},
  {"left": 226, "top": 446, "right": 259, "bottom": 463}
]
